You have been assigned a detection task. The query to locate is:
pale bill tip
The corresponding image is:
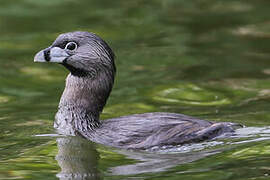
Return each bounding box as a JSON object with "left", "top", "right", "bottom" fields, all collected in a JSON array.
[{"left": 34, "top": 50, "right": 46, "bottom": 62}]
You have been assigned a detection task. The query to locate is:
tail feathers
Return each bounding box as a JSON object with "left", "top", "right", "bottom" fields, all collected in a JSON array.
[{"left": 195, "top": 122, "right": 243, "bottom": 141}]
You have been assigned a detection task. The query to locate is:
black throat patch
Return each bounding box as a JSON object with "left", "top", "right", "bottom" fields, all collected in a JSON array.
[{"left": 62, "top": 60, "right": 91, "bottom": 77}]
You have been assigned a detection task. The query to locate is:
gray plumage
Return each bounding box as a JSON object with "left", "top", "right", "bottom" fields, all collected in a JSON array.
[{"left": 34, "top": 31, "right": 241, "bottom": 150}]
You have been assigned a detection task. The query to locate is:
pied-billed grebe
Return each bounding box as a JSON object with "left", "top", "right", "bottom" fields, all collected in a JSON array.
[{"left": 34, "top": 31, "right": 241, "bottom": 149}]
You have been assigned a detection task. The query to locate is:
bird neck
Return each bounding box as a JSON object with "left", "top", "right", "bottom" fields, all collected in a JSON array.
[{"left": 54, "top": 71, "right": 114, "bottom": 135}]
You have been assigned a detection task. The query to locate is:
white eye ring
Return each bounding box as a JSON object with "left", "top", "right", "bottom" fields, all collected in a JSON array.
[{"left": 65, "top": 42, "right": 77, "bottom": 51}]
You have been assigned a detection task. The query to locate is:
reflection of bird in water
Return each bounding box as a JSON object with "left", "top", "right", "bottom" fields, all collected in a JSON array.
[
  {"left": 56, "top": 137, "right": 100, "bottom": 180},
  {"left": 110, "top": 147, "right": 218, "bottom": 175},
  {"left": 34, "top": 31, "right": 242, "bottom": 150},
  {"left": 55, "top": 136, "right": 221, "bottom": 178}
]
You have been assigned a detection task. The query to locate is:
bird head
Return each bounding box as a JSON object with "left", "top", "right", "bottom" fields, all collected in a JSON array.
[{"left": 34, "top": 31, "right": 116, "bottom": 77}]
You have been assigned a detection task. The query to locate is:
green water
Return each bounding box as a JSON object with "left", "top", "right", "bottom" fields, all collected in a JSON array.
[{"left": 1, "top": 0, "right": 270, "bottom": 179}]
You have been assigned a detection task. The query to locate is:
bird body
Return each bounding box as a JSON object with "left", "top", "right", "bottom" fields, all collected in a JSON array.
[
  {"left": 34, "top": 31, "right": 241, "bottom": 150},
  {"left": 84, "top": 112, "right": 237, "bottom": 149}
]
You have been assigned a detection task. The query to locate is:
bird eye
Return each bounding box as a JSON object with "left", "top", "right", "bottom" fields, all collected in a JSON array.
[{"left": 65, "top": 42, "right": 77, "bottom": 51}]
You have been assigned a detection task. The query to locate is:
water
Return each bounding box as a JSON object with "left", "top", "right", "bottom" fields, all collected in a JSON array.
[{"left": 1, "top": 0, "right": 270, "bottom": 179}]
